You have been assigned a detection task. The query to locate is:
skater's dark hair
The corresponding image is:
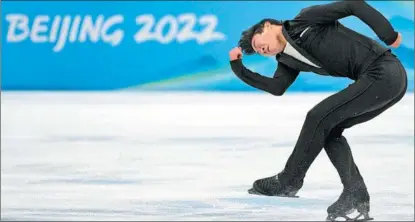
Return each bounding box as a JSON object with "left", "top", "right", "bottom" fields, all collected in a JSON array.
[{"left": 238, "top": 18, "right": 283, "bottom": 55}]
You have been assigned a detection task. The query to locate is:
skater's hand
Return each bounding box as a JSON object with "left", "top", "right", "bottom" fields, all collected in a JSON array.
[
  {"left": 229, "top": 47, "right": 243, "bottom": 61},
  {"left": 390, "top": 32, "right": 402, "bottom": 48}
]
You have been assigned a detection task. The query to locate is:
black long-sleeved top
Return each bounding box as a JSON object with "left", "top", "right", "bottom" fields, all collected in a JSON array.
[
  {"left": 230, "top": 1, "right": 399, "bottom": 96},
  {"left": 231, "top": 59, "right": 300, "bottom": 96}
]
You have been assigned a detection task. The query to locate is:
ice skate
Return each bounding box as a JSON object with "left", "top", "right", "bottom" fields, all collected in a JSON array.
[
  {"left": 248, "top": 175, "right": 302, "bottom": 198},
  {"left": 326, "top": 188, "right": 373, "bottom": 221}
]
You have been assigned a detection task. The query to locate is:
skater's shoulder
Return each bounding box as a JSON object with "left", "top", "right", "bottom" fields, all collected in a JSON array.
[{"left": 295, "top": 5, "right": 320, "bottom": 18}]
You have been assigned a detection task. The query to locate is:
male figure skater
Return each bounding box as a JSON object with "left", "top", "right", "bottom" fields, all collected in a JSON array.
[{"left": 229, "top": 1, "right": 406, "bottom": 221}]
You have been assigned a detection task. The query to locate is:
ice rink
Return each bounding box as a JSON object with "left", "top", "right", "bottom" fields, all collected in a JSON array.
[{"left": 1, "top": 92, "right": 414, "bottom": 221}]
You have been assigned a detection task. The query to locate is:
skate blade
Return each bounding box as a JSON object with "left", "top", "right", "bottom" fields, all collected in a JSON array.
[
  {"left": 326, "top": 216, "right": 374, "bottom": 221},
  {"left": 348, "top": 213, "right": 374, "bottom": 222},
  {"left": 326, "top": 213, "right": 374, "bottom": 221},
  {"left": 248, "top": 188, "right": 299, "bottom": 198},
  {"left": 350, "top": 218, "right": 374, "bottom": 222}
]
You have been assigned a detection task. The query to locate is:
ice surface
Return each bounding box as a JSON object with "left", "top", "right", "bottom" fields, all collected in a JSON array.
[{"left": 1, "top": 92, "right": 414, "bottom": 221}]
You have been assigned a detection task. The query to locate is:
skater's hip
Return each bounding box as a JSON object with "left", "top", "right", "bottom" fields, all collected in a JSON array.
[{"left": 360, "top": 51, "right": 407, "bottom": 96}]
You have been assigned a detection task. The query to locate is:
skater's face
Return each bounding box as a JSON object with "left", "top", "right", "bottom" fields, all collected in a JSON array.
[{"left": 251, "top": 22, "right": 286, "bottom": 56}]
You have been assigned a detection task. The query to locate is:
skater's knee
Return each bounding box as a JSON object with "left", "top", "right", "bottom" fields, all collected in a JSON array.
[
  {"left": 304, "top": 109, "right": 346, "bottom": 144},
  {"left": 329, "top": 127, "right": 344, "bottom": 139},
  {"left": 324, "top": 128, "right": 345, "bottom": 145},
  {"left": 305, "top": 108, "right": 323, "bottom": 125},
  {"left": 304, "top": 108, "right": 334, "bottom": 132}
]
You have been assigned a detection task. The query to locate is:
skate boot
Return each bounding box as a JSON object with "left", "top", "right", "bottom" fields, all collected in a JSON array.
[
  {"left": 326, "top": 188, "right": 373, "bottom": 221},
  {"left": 248, "top": 175, "right": 302, "bottom": 198}
]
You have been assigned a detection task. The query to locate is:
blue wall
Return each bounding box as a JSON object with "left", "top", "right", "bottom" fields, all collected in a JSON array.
[{"left": 2, "top": 1, "right": 414, "bottom": 92}]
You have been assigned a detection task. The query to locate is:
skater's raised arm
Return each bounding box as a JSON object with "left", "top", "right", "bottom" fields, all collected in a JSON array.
[
  {"left": 297, "top": 1, "right": 399, "bottom": 46},
  {"left": 229, "top": 54, "right": 299, "bottom": 96}
]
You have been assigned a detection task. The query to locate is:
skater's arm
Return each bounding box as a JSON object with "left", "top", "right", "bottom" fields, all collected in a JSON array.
[
  {"left": 230, "top": 59, "right": 299, "bottom": 96},
  {"left": 297, "top": 1, "right": 398, "bottom": 45}
]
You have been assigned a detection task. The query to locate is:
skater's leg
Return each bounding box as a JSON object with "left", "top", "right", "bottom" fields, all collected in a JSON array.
[
  {"left": 324, "top": 128, "right": 365, "bottom": 190},
  {"left": 324, "top": 128, "right": 371, "bottom": 220},
  {"left": 324, "top": 86, "right": 407, "bottom": 190},
  {"left": 278, "top": 52, "right": 407, "bottom": 187},
  {"left": 323, "top": 87, "right": 407, "bottom": 220}
]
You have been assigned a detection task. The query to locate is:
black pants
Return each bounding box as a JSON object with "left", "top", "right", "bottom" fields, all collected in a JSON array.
[{"left": 278, "top": 52, "right": 408, "bottom": 190}]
